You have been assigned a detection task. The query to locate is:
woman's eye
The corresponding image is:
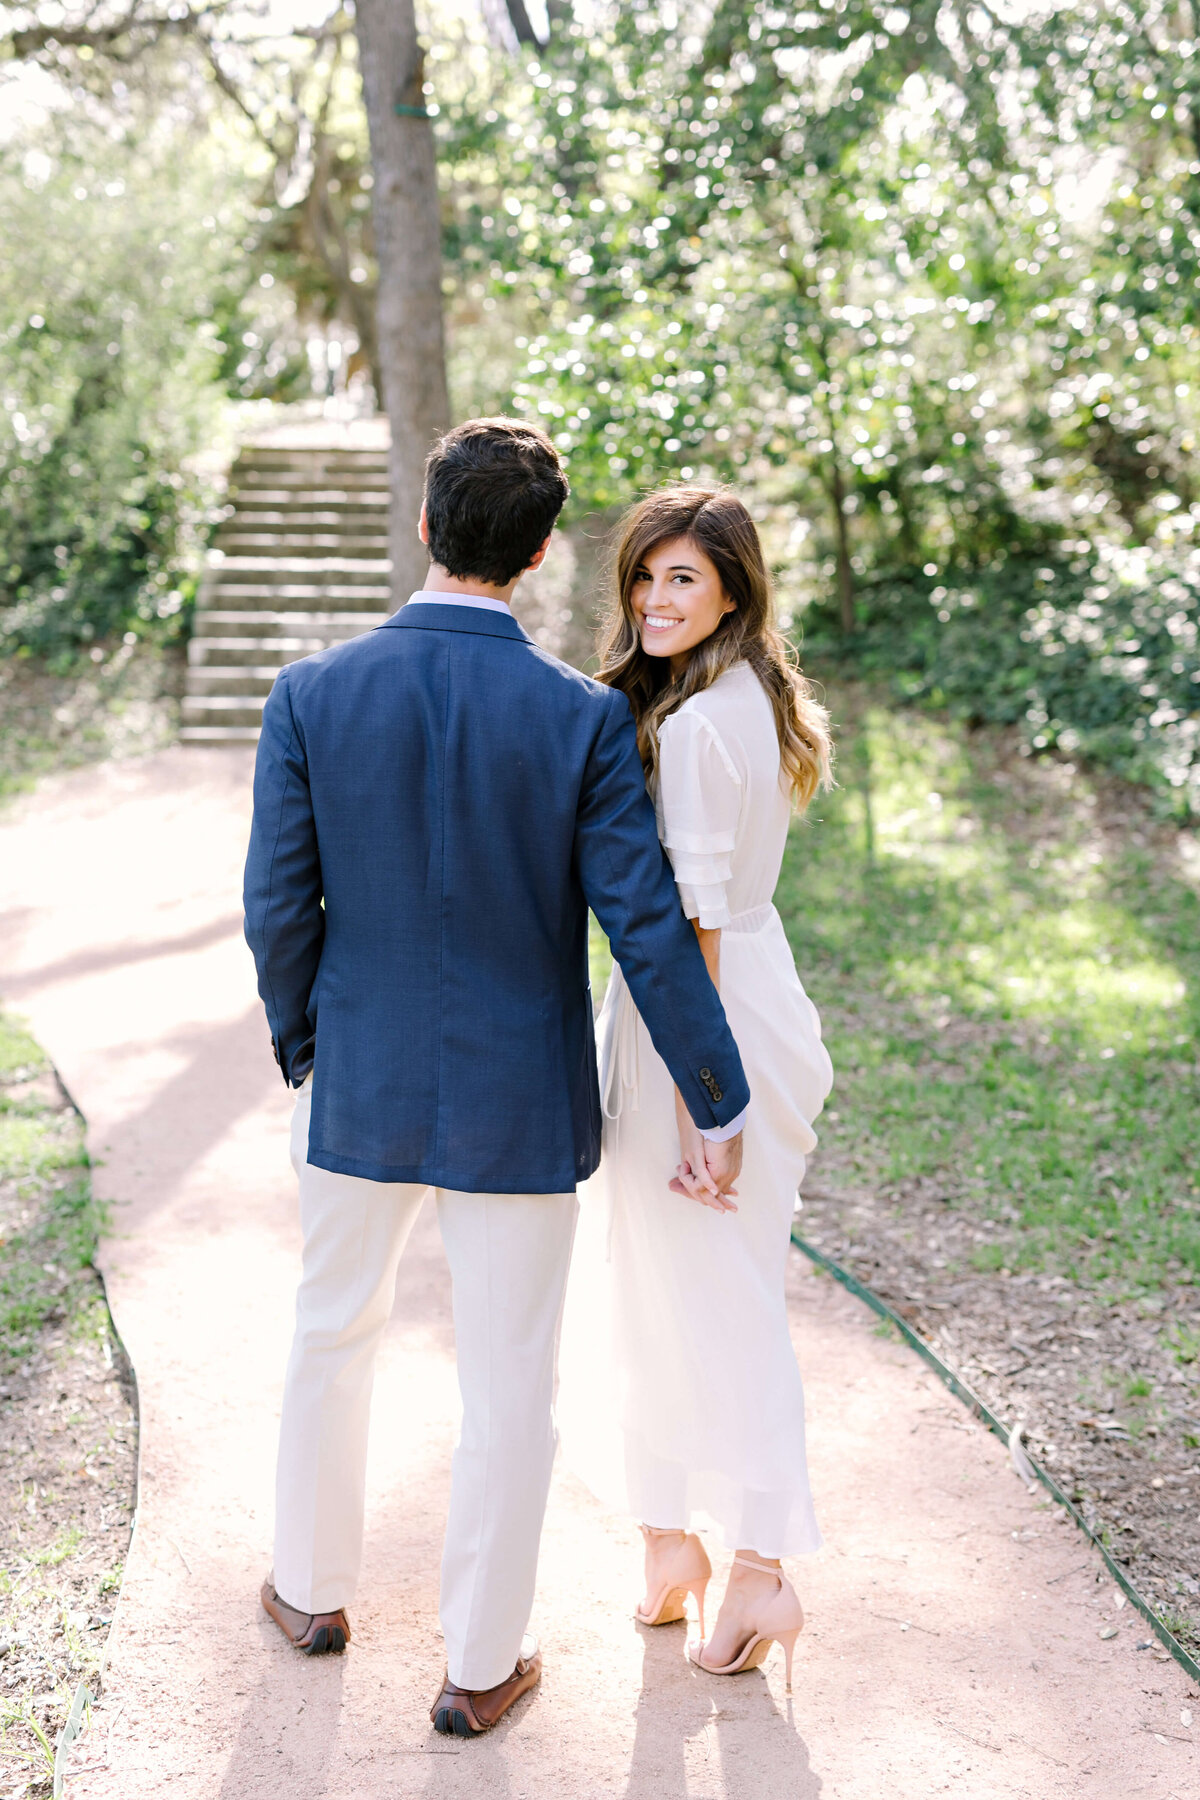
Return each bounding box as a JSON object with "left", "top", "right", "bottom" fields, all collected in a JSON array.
[{"left": 632, "top": 569, "right": 650, "bottom": 583}]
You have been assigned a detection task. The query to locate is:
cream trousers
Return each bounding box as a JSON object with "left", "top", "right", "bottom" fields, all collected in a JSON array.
[{"left": 273, "top": 1086, "right": 577, "bottom": 1690}]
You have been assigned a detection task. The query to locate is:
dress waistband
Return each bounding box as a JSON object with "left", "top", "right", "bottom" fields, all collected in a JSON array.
[{"left": 723, "top": 902, "right": 775, "bottom": 934}]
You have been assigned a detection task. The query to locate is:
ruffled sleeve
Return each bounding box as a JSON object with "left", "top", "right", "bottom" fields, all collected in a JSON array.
[{"left": 656, "top": 708, "right": 742, "bottom": 928}]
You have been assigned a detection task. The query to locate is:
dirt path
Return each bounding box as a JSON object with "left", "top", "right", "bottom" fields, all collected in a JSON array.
[{"left": 1, "top": 748, "right": 1197, "bottom": 1799}]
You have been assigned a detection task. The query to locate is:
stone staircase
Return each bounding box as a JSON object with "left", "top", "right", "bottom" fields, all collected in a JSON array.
[{"left": 182, "top": 441, "right": 393, "bottom": 743}]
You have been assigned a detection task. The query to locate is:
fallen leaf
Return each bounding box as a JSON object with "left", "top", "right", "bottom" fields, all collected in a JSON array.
[
  {"left": 1009, "top": 1422, "right": 1036, "bottom": 1483},
  {"left": 1099, "top": 1626, "right": 1119, "bottom": 1640},
  {"left": 1115, "top": 1593, "right": 1127, "bottom": 1609}
]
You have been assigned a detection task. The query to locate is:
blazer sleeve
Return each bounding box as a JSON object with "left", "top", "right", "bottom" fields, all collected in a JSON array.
[
  {"left": 574, "top": 690, "right": 750, "bottom": 1132},
  {"left": 243, "top": 667, "right": 325, "bottom": 1086}
]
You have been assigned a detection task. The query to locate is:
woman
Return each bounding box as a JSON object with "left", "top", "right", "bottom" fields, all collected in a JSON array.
[{"left": 557, "top": 486, "right": 833, "bottom": 1693}]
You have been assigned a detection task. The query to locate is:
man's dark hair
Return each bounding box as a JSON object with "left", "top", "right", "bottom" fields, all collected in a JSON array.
[{"left": 424, "top": 417, "right": 570, "bottom": 585}]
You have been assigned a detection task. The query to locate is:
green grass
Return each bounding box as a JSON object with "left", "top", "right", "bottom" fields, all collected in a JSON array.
[
  {"left": 31, "top": 1524, "right": 82, "bottom": 1569},
  {"left": 775, "top": 685, "right": 1200, "bottom": 1293},
  {"left": 0, "top": 1014, "right": 42, "bottom": 1078},
  {"left": 0, "top": 1013, "right": 121, "bottom": 1794},
  {"left": 0, "top": 1013, "right": 104, "bottom": 1370}
]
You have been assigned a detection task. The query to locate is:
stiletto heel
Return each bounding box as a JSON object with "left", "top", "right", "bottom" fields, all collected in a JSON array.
[
  {"left": 779, "top": 1627, "right": 800, "bottom": 1694},
  {"left": 687, "top": 1556, "right": 804, "bottom": 1685},
  {"left": 636, "top": 1528, "right": 713, "bottom": 1628}
]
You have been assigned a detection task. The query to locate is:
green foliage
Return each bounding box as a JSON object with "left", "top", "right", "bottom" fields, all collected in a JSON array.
[
  {"left": 807, "top": 543, "right": 1200, "bottom": 814},
  {"left": 773, "top": 688, "right": 1200, "bottom": 1294},
  {"left": 432, "top": 1, "right": 1200, "bottom": 808},
  {"left": 0, "top": 125, "right": 218, "bottom": 656},
  {"left": 5, "top": 1, "right": 1200, "bottom": 814},
  {"left": 445, "top": 1, "right": 1200, "bottom": 541},
  {"left": 0, "top": 61, "right": 314, "bottom": 663}
]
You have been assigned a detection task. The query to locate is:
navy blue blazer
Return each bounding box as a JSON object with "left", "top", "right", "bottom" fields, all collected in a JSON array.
[{"left": 243, "top": 601, "right": 750, "bottom": 1193}]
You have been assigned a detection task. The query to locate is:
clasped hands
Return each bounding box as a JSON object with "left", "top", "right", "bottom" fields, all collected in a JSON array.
[{"left": 670, "top": 1087, "right": 741, "bottom": 1214}]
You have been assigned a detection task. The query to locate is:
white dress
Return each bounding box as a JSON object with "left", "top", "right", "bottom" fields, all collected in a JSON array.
[{"left": 557, "top": 662, "right": 833, "bottom": 1557}]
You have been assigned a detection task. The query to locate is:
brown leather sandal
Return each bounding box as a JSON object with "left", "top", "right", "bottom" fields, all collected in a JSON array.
[
  {"left": 429, "top": 1636, "right": 541, "bottom": 1736},
  {"left": 260, "top": 1578, "right": 351, "bottom": 1656}
]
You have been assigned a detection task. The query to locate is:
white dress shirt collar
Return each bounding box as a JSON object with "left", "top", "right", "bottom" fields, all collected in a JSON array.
[{"left": 406, "top": 590, "right": 513, "bottom": 617}]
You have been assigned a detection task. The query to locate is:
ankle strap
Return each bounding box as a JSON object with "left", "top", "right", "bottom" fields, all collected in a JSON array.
[{"left": 733, "top": 1554, "right": 782, "bottom": 1574}]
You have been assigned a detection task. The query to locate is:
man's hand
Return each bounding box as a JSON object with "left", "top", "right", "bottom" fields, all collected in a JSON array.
[
  {"left": 701, "top": 1129, "right": 742, "bottom": 1197},
  {"left": 671, "top": 1089, "right": 739, "bottom": 1213}
]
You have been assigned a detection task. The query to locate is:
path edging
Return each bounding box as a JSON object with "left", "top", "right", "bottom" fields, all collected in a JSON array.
[{"left": 791, "top": 1228, "right": 1200, "bottom": 1686}]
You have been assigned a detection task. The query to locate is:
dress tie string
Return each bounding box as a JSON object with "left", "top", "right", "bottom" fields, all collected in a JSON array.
[
  {"left": 595, "top": 966, "right": 640, "bottom": 1260},
  {"left": 600, "top": 964, "right": 640, "bottom": 1125}
]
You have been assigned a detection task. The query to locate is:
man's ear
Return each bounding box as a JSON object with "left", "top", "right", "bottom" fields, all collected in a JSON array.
[
  {"left": 525, "top": 532, "right": 553, "bottom": 574},
  {"left": 418, "top": 500, "right": 429, "bottom": 547}
]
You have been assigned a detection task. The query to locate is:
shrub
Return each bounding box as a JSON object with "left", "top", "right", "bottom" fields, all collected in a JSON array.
[
  {"left": 804, "top": 543, "right": 1200, "bottom": 817},
  {"left": 0, "top": 106, "right": 281, "bottom": 662}
]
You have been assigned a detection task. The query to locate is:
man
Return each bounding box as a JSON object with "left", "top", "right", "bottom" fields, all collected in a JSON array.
[{"left": 243, "top": 417, "right": 747, "bottom": 1736}]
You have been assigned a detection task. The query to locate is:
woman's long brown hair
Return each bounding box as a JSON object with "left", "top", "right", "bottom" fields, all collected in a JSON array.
[{"left": 596, "top": 486, "right": 833, "bottom": 808}]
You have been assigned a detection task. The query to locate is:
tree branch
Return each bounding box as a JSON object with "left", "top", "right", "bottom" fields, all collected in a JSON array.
[
  {"left": 7, "top": 9, "right": 195, "bottom": 60},
  {"left": 4, "top": 1, "right": 348, "bottom": 65},
  {"left": 193, "top": 29, "right": 283, "bottom": 157}
]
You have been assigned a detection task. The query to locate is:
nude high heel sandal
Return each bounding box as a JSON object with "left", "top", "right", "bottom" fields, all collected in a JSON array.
[
  {"left": 636, "top": 1527, "right": 712, "bottom": 1634},
  {"left": 687, "top": 1556, "right": 805, "bottom": 1693}
]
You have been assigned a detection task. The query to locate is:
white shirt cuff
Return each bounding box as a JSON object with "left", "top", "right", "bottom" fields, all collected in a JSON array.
[{"left": 700, "top": 1106, "right": 747, "bottom": 1143}]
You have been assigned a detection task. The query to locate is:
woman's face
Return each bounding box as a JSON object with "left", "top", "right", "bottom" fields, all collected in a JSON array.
[{"left": 630, "top": 535, "right": 736, "bottom": 671}]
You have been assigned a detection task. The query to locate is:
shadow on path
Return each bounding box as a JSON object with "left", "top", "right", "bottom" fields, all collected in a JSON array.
[
  {"left": 624, "top": 1627, "right": 821, "bottom": 1800},
  {"left": 94, "top": 1002, "right": 282, "bottom": 1236},
  {"left": 1, "top": 912, "right": 247, "bottom": 998},
  {"left": 216, "top": 1635, "right": 346, "bottom": 1799}
]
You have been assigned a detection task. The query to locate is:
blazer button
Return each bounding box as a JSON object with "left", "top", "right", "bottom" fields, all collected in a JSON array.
[
  {"left": 699, "top": 1067, "right": 712, "bottom": 1081},
  {"left": 712, "top": 1088, "right": 723, "bottom": 1102}
]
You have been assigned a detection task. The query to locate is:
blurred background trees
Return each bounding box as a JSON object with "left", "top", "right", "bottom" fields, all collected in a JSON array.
[{"left": 2, "top": 0, "right": 1199, "bottom": 809}]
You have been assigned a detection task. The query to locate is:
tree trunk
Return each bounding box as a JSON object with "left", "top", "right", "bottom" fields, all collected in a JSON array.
[
  {"left": 354, "top": 0, "right": 451, "bottom": 604},
  {"left": 828, "top": 455, "right": 856, "bottom": 635}
]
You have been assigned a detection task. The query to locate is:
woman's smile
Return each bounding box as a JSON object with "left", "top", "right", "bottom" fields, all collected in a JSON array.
[{"left": 632, "top": 535, "right": 737, "bottom": 668}]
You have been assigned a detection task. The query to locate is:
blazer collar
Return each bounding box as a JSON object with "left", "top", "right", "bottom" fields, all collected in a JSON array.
[{"left": 382, "top": 601, "right": 533, "bottom": 644}]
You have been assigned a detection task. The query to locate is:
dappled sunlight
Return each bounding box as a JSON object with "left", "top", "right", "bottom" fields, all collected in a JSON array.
[
  {"left": 807, "top": 698, "right": 1193, "bottom": 1042},
  {"left": 967, "top": 940, "right": 1185, "bottom": 1040},
  {"left": 779, "top": 684, "right": 1200, "bottom": 1287},
  {"left": 1, "top": 0, "right": 1198, "bottom": 1788}
]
